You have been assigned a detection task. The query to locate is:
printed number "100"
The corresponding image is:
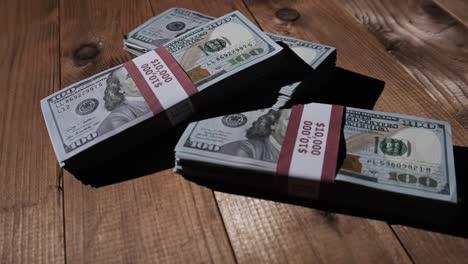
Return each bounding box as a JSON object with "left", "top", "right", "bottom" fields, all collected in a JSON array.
[
  {"left": 388, "top": 172, "right": 437, "bottom": 188},
  {"left": 228, "top": 48, "right": 264, "bottom": 66}
]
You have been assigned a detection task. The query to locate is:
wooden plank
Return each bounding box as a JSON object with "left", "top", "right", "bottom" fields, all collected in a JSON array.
[
  {"left": 434, "top": 0, "right": 468, "bottom": 27},
  {"left": 222, "top": 0, "right": 468, "bottom": 262},
  {"left": 64, "top": 172, "right": 235, "bottom": 263},
  {"left": 243, "top": 0, "right": 468, "bottom": 145},
  {"left": 336, "top": 0, "right": 468, "bottom": 262},
  {"left": 147, "top": 0, "right": 253, "bottom": 17},
  {"left": 59, "top": 0, "right": 235, "bottom": 262},
  {"left": 216, "top": 194, "right": 411, "bottom": 263},
  {"left": 339, "top": 0, "right": 468, "bottom": 129},
  {"left": 149, "top": 1, "right": 412, "bottom": 262},
  {"left": 0, "top": 0, "right": 64, "bottom": 263},
  {"left": 391, "top": 226, "right": 468, "bottom": 263}
]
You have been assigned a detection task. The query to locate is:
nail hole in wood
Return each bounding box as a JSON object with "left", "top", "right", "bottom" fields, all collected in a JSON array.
[
  {"left": 73, "top": 43, "right": 100, "bottom": 65},
  {"left": 275, "top": 7, "right": 301, "bottom": 22}
]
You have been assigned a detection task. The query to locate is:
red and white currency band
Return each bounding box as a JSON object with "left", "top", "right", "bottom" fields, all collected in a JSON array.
[
  {"left": 277, "top": 103, "right": 343, "bottom": 198},
  {"left": 123, "top": 47, "right": 197, "bottom": 115}
]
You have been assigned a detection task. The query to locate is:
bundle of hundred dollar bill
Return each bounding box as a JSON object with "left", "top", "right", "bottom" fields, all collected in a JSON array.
[
  {"left": 124, "top": 7, "right": 337, "bottom": 108},
  {"left": 175, "top": 103, "right": 346, "bottom": 199},
  {"left": 334, "top": 107, "right": 459, "bottom": 221},
  {"left": 41, "top": 9, "right": 337, "bottom": 169},
  {"left": 175, "top": 103, "right": 458, "bottom": 212}
]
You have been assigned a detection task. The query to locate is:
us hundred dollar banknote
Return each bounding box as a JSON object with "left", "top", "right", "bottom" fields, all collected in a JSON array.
[
  {"left": 337, "top": 108, "right": 457, "bottom": 203},
  {"left": 176, "top": 108, "right": 291, "bottom": 173},
  {"left": 163, "top": 11, "right": 282, "bottom": 90},
  {"left": 41, "top": 11, "right": 283, "bottom": 166},
  {"left": 175, "top": 103, "right": 343, "bottom": 179},
  {"left": 175, "top": 103, "right": 344, "bottom": 199},
  {"left": 41, "top": 66, "right": 154, "bottom": 166},
  {"left": 124, "top": 8, "right": 214, "bottom": 56}
]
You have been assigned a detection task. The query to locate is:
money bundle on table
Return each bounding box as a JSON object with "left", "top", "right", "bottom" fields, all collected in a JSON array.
[
  {"left": 175, "top": 104, "right": 458, "bottom": 208},
  {"left": 175, "top": 103, "right": 346, "bottom": 199},
  {"left": 332, "top": 108, "right": 459, "bottom": 221},
  {"left": 338, "top": 108, "right": 457, "bottom": 203},
  {"left": 42, "top": 11, "right": 312, "bottom": 169},
  {"left": 124, "top": 8, "right": 337, "bottom": 110}
]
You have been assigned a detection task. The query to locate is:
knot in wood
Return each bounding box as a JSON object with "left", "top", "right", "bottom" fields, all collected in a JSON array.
[
  {"left": 275, "top": 7, "right": 300, "bottom": 22},
  {"left": 73, "top": 43, "right": 100, "bottom": 63}
]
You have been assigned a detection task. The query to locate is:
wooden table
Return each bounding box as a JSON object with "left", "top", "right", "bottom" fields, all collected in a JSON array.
[{"left": 1, "top": 0, "right": 467, "bottom": 262}]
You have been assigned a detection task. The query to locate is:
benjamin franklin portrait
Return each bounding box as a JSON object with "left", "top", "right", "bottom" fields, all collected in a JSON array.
[
  {"left": 219, "top": 109, "right": 291, "bottom": 163},
  {"left": 96, "top": 67, "right": 151, "bottom": 136}
]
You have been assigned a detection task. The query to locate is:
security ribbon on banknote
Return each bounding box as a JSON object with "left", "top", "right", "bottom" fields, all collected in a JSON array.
[
  {"left": 175, "top": 103, "right": 344, "bottom": 199},
  {"left": 337, "top": 108, "right": 457, "bottom": 203}
]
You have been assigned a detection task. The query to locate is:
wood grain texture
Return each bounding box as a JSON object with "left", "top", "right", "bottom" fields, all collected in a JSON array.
[
  {"left": 339, "top": 0, "right": 468, "bottom": 129},
  {"left": 230, "top": 0, "right": 468, "bottom": 262},
  {"left": 64, "top": 172, "right": 235, "bottom": 263},
  {"left": 158, "top": 0, "right": 412, "bottom": 262},
  {"left": 336, "top": 1, "right": 468, "bottom": 261},
  {"left": 59, "top": 0, "right": 234, "bottom": 262},
  {"left": 2, "top": 0, "right": 467, "bottom": 262},
  {"left": 392, "top": 225, "right": 468, "bottom": 263},
  {"left": 0, "top": 0, "right": 64, "bottom": 263},
  {"left": 434, "top": 0, "right": 468, "bottom": 27},
  {"left": 216, "top": 194, "right": 411, "bottom": 263},
  {"left": 146, "top": 0, "right": 255, "bottom": 21},
  {"left": 243, "top": 0, "right": 468, "bottom": 146}
]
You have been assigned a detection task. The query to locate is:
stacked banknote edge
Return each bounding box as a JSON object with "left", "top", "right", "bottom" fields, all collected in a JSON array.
[{"left": 41, "top": 10, "right": 336, "bottom": 171}]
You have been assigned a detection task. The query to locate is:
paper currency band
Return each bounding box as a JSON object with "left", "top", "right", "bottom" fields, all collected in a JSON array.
[
  {"left": 322, "top": 105, "right": 344, "bottom": 181},
  {"left": 276, "top": 104, "right": 344, "bottom": 183},
  {"left": 123, "top": 47, "right": 197, "bottom": 114},
  {"left": 277, "top": 104, "right": 304, "bottom": 178}
]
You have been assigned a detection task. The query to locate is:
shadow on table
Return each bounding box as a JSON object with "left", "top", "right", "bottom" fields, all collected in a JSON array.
[
  {"left": 184, "top": 145, "right": 468, "bottom": 238},
  {"left": 67, "top": 67, "right": 385, "bottom": 186},
  {"left": 66, "top": 67, "right": 468, "bottom": 237}
]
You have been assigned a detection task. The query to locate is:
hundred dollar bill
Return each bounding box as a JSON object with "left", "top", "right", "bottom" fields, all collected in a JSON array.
[
  {"left": 265, "top": 33, "right": 335, "bottom": 69},
  {"left": 163, "top": 11, "right": 282, "bottom": 91},
  {"left": 175, "top": 103, "right": 344, "bottom": 199},
  {"left": 337, "top": 108, "right": 457, "bottom": 203},
  {"left": 42, "top": 11, "right": 283, "bottom": 167},
  {"left": 41, "top": 65, "right": 154, "bottom": 166},
  {"left": 124, "top": 8, "right": 214, "bottom": 56}
]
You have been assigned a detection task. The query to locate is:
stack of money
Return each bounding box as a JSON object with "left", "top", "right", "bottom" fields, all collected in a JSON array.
[
  {"left": 331, "top": 107, "right": 459, "bottom": 221},
  {"left": 175, "top": 104, "right": 459, "bottom": 220},
  {"left": 41, "top": 11, "right": 317, "bottom": 170},
  {"left": 123, "top": 8, "right": 337, "bottom": 114},
  {"left": 175, "top": 103, "right": 346, "bottom": 200}
]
